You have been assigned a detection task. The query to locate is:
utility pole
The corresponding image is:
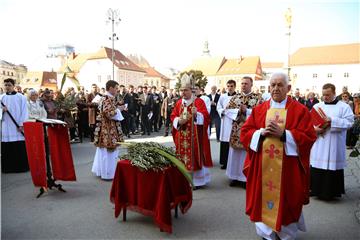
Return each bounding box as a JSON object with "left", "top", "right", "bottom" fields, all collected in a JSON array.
[{"left": 107, "top": 8, "right": 121, "bottom": 81}]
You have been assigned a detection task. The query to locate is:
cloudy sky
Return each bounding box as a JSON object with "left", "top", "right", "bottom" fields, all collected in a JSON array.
[{"left": 0, "top": 0, "right": 358, "bottom": 71}]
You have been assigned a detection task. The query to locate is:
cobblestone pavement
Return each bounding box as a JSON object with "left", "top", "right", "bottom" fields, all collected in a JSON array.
[{"left": 1, "top": 130, "right": 359, "bottom": 239}]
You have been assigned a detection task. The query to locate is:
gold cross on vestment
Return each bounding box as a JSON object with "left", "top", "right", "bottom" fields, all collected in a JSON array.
[
  {"left": 181, "top": 130, "right": 189, "bottom": 137},
  {"left": 182, "top": 141, "right": 189, "bottom": 149}
]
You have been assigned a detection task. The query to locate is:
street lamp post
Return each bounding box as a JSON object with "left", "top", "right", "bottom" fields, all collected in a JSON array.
[
  {"left": 107, "top": 8, "right": 121, "bottom": 81},
  {"left": 284, "top": 8, "right": 292, "bottom": 81}
]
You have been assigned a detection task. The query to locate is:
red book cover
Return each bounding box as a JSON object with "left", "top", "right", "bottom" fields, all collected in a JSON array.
[{"left": 310, "top": 108, "right": 328, "bottom": 128}]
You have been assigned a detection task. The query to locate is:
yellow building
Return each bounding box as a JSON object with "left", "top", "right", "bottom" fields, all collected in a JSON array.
[
  {"left": 20, "top": 71, "right": 58, "bottom": 91},
  {"left": 0, "top": 60, "right": 27, "bottom": 85},
  {"left": 185, "top": 56, "right": 262, "bottom": 92}
]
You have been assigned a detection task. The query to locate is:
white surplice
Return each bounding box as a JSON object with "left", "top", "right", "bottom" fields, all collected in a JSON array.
[
  {"left": 1, "top": 93, "right": 28, "bottom": 142},
  {"left": 310, "top": 101, "right": 354, "bottom": 170},
  {"left": 217, "top": 93, "right": 238, "bottom": 142},
  {"left": 92, "top": 92, "right": 124, "bottom": 180}
]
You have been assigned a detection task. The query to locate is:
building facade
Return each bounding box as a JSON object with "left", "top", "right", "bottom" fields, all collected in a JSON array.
[
  {"left": 0, "top": 60, "right": 27, "bottom": 85},
  {"left": 290, "top": 43, "right": 360, "bottom": 95},
  {"left": 58, "top": 47, "right": 146, "bottom": 91}
]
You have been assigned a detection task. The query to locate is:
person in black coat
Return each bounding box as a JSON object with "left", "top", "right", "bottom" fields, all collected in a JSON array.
[
  {"left": 292, "top": 88, "right": 305, "bottom": 105},
  {"left": 150, "top": 86, "right": 161, "bottom": 132},
  {"left": 127, "top": 85, "right": 138, "bottom": 135},
  {"left": 139, "top": 86, "right": 153, "bottom": 135},
  {"left": 208, "top": 85, "right": 221, "bottom": 141},
  {"left": 305, "top": 92, "right": 319, "bottom": 110}
]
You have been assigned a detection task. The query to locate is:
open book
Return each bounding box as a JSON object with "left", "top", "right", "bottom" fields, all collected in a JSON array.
[
  {"left": 37, "top": 118, "right": 67, "bottom": 125},
  {"left": 91, "top": 95, "right": 102, "bottom": 104}
]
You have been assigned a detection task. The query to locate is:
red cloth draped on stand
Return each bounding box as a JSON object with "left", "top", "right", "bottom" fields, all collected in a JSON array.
[
  {"left": 47, "top": 125, "right": 76, "bottom": 181},
  {"left": 110, "top": 160, "right": 192, "bottom": 233},
  {"left": 24, "top": 122, "right": 47, "bottom": 187}
]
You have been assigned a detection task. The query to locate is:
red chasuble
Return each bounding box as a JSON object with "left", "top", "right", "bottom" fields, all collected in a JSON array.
[
  {"left": 240, "top": 96, "right": 316, "bottom": 231},
  {"left": 170, "top": 98, "right": 213, "bottom": 171}
]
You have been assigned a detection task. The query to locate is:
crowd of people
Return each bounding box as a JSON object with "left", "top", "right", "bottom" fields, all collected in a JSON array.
[
  {"left": 1, "top": 83, "right": 183, "bottom": 143},
  {"left": 1, "top": 74, "right": 359, "bottom": 239}
]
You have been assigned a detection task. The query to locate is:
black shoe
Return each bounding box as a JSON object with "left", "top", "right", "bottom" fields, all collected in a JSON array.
[
  {"left": 220, "top": 165, "right": 227, "bottom": 170},
  {"left": 164, "top": 132, "right": 168, "bottom": 137},
  {"left": 239, "top": 181, "right": 246, "bottom": 189},
  {"left": 147, "top": 132, "right": 150, "bottom": 135},
  {"left": 229, "top": 180, "right": 239, "bottom": 187}
]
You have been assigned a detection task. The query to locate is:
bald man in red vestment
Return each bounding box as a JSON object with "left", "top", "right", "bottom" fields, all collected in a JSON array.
[{"left": 240, "top": 73, "right": 317, "bottom": 240}]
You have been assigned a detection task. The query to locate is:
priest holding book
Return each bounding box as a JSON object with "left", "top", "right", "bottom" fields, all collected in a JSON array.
[{"left": 310, "top": 83, "right": 354, "bottom": 200}]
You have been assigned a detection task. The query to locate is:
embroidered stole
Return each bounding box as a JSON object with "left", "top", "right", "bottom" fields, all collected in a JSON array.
[
  {"left": 178, "top": 102, "right": 200, "bottom": 171},
  {"left": 261, "top": 108, "right": 287, "bottom": 231}
]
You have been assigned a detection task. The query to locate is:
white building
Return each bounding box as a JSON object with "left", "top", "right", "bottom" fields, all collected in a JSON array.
[
  {"left": 58, "top": 47, "right": 145, "bottom": 91},
  {"left": 290, "top": 43, "right": 360, "bottom": 95},
  {"left": 260, "top": 62, "right": 285, "bottom": 93}
]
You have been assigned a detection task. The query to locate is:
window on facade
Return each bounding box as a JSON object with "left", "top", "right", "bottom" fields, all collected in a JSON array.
[
  {"left": 293, "top": 73, "right": 297, "bottom": 79},
  {"left": 312, "top": 73, "right": 318, "bottom": 78},
  {"left": 107, "top": 75, "right": 111, "bottom": 80},
  {"left": 7, "top": 71, "right": 10, "bottom": 76},
  {"left": 2, "top": 70, "right": 5, "bottom": 75},
  {"left": 98, "top": 75, "right": 101, "bottom": 82},
  {"left": 344, "top": 72, "right": 349, "bottom": 78},
  {"left": 34, "top": 78, "right": 39, "bottom": 82},
  {"left": 327, "top": 73, "right": 332, "bottom": 78},
  {"left": 260, "top": 86, "right": 266, "bottom": 93},
  {"left": 11, "top": 72, "right": 14, "bottom": 76}
]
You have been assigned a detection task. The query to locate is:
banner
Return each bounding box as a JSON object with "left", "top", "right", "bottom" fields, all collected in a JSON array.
[
  {"left": 48, "top": 125, "right": 76, "bottom": 181},
  {"left": 24, "top": 122, "right": 47, "bottom": 187}
]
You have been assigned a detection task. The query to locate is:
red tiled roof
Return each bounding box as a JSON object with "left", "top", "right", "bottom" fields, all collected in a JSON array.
[
  {"left": 92, "top": 47, "right": 146, "bottom": 73},
  {"left": 290, "top": 43, "right": 360, "bottom": 66},
  {"left": 144, "top": 67, "right": 169, "bottom": 79}
]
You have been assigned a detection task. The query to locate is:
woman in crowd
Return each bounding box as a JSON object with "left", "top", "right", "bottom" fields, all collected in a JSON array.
[
  {"left": 27, "top": 89, "right": 47, "bottom": 120},
  {"left": 305, "top": 91, "right": 319, "bottom": 110},
  {"left": 341, "top": 92, "right": 357, "bottom": 148}
]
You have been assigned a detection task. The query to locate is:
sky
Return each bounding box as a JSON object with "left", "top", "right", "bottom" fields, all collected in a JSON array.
[{"left": 0, "top": 0, "right": 359, "bottom": 72}]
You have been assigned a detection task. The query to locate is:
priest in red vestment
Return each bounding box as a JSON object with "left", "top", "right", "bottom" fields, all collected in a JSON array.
[
  {"left": 171, "top": 73, "right": 212, "bottom": 189},
  {"left": 240, "top": 72, "right": 317, "bottom": 240}
]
